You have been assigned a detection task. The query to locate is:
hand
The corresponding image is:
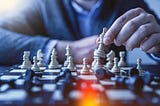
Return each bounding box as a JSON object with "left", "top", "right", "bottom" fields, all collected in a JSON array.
[
  {"left": 103, "top": 8, "right": 160, "bottom": 53},
  {"left": 56, "top": 35, "right": 98, "bottom": 64}
]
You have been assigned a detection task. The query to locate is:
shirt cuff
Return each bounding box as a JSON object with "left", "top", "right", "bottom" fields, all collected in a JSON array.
[
  {"left": 150, "top": 53, "right": 160, "bottom": 62},
  {"left": 43, "top": 40, "right": 58, "bottom": 64}
]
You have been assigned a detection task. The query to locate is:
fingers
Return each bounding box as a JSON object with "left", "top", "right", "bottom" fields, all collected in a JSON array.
[
  {"left": 103, "top": 8, "right": 145, "bottom": 45},
  {"left": 125, "top": 22, "right": 158, "bottom": 50},
  {"left": 115, "top": 13, "right": 153, "bottom": 46},
  {"left": 140, "top": 33, "right": 160, "bottom": 52}
]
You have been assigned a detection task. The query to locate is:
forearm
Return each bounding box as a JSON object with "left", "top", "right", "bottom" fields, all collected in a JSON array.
[{"left": 0, "top": 28, "right": 49, "bottom": 66}]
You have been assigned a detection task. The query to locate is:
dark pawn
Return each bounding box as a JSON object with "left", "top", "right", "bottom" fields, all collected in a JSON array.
[
  {"left": 95, "top": 68, "right": 114, "bottom": 80},
  {"left": 129, "top": 67, "right": 139, "bottom": 77}
]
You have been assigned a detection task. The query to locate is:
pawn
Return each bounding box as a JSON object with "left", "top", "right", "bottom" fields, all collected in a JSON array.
[
  {"left": 118, "top": 51, "right": 127, "bottom": 67},
  {"left": 136, "top": 58, "right": 144, "bottom": 76},
  {"left": 67, "top": 56, "right": 75, "bottom": 71},
  {"left": 80, "top": 58, "right": 90, "bottom": 74},
  {"left": 21, "top": 51, "right": 32, "bottom": 69},
  {"left": 31, "top": 56, "right": 40, "bottom": 72},
  {"left": 111, "top": 57, "right": 120, "bottom": 75},
  {"left": 48, "top": 48, "right": 59, "bottom": 69}
]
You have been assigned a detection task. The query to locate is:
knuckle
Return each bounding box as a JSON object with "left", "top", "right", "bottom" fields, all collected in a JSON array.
[
  {"left": 146, "top": 14, "right": 155, "bottom": 20},
  {"left": 135, "top": 7, "right": 144, "bottom": 13},
  {"left": 117, "top": 16, "right": 127, "bottom": 23},
  {"left": 128, "top": 21, "right": 137, "bottom": 30},
  {"left": 139, "top": 25, "right": 148, "bottom": 35}
]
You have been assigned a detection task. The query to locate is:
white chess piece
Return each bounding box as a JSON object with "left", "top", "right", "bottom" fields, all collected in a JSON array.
[
  {"left": 136, "top": 58, "right": 144, "bottom": 76},
  {"left": 111, "top": 57, "right": 120, "bottom": 75},
  {"left": 118, "top": 51, "right": 127, "bottom": 67},
  {"left": 80, "top": 58, "right": 90, "bottom": 74},
  {"left": 93, "top": 57, "right": 103, "bottom": 71},
  {"left": 67, "top": 56, "right": 75, "bottom": 71},
  {"left": 21, "top": 51, "right": 32, "bottom": 69},
  {"left": 37, "top": 53, "right": 46, "bottom": 67},
  {"left": 48, "top": 48, "right": 59, "bottom": 69},
  {"left": 106, "top": 53, "right": 114, "bottom": 70},
  {"left": 31, "top": 56, "right": 40, "bottom": 71},
  {"left": 64, "top": 45, "right": 71, "bottom": 67},
  {"left": 105, "top": 50, "right": 115, "bottom": 70}
]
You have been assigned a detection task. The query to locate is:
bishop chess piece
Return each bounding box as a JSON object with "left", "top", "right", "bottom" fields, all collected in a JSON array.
[
  {"left": 31, "top": 56, "right": 40, "bottom": 72},
  {"left": 64, "top": 45, "right": 72, "bottom": 67},
  {"left": 67, "top": 56, "right": 76, "bottom": 71},
  {"left": 118, "top": 51, "right": 127, "bottom": 67},
  {"left": 106, "top": 50, "right": 115, "bottom": 70},
  {"left": 48, "top": 48, "right": 59, "bottom": 69},
  {"left": 21, "top": 51, "right": 32, "bottom": 69},
  {"left": 80, "top": 58, "right": 90, "bottom": 74},
  {"left": 37, "top": 49, "right": 46, "bottom": 67},
  {"left": 111, "top": 57, "right": 120, "bottom": 75},
  {"left": 136, "top": 58, "right": 144, "bottom": 76}
]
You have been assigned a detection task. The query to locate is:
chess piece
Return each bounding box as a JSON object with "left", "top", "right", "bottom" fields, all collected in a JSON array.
[
  {"left": 80, "top": 58, "right": 90, "bottom": 74},
  {"left": 21, "top": 51, "right": 32, "bottom": 69},
  {"left": 48, "top": 48, "right": 59, "bottom": 69},
  {"left": 91, "top": 49, "right": 98, "bottom": 68},
  {"left": 95, "top": 68, "right": 115, "bottom": 80},
  {"left": 111, "top": 57, "right": 120, "bottom": 75},
  {"left": 93, "top": 57, "right": 103, "bottom": 71},
  {"left": 136, "top": 58, "right": 144, "bottom": 76},
  {"left": 106, "top": 50, "right": 115, "bottom": 70},
  {"left": 36, "top": 49, "right": 46, "bottom": 67},
  {"left": 67, "top": 56, "right": 75, "bottom": 71},
  {"left": 31, "top": 56, "right": 40, "bottom": 72},
  {"left": 96, "top": 28, "right": 107, "bottom": 58},
  {"left": 64, "top": 45, "right": 72, "bottom": 67},
  {"left": 118, "top": 51, "right": 127, "bottom": 67}
]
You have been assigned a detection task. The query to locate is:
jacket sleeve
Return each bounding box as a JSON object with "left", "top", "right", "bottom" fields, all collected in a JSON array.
[{"left": 0, "top": 0, "right": 55, "bottom": 65}]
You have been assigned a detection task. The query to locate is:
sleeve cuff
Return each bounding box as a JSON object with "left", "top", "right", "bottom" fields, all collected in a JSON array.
[
  {"left": 150, "top": 53, "right": 160, "bottom": 61},
  {"left": 43, "top": 40, "right": 58, "bottom": 64}
]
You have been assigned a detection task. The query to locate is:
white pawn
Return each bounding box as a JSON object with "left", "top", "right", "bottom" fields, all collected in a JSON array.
[
  {"left": 48, "top": 48, "right": 59, "bottom": 69},
  {"left": 80, "top": 58, "right": 90, "bottom": 74},
  {"left": 67, "top": 56, "right": 75, "bottom": 71},
  {"left": 106, "top": 50, "right": 115, "bottom": 70},
  {"left": 111, "top": 57, "right": 120, "bottom": 75},
  {"left": 118, "top": 51, "right": 127, "bottom": 67},
  {"left": 136, "top": 58, "right": 144, "bottom": 76},
  {"left": 21, "top": 51, "right": 32, "bottom": 69},
  {"left": 64, "top": 45, "right": 71, "bottom": 67},
  {"left": 31, "top": 56, "right": 40, "bottom": 71}
]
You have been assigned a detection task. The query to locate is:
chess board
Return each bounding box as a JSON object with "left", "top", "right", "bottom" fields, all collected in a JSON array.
[{"left": 0, "top": 65, "right": 160, "bottom": 106}]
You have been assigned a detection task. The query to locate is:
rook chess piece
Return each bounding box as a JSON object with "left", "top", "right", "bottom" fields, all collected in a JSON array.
[{"left": 21, "top": 51, "right": 32, "bottom": 69}]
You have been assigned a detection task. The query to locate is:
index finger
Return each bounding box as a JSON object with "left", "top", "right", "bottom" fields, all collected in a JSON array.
[{"left": 103, "top": 8, "right": 145, "bottom": 45}]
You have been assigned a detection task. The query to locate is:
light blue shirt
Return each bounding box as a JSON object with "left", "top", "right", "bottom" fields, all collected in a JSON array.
[{"left": 71, "top": 0, "right": 103, "bottom": 37}]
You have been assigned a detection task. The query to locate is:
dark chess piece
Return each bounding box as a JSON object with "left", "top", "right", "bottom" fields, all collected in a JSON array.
[
  {"left": 129, "top": 67, "right": 139, "bottom": 77},
  {"left": 115, "top": 76, "right": 144, "bottom": 93},
  {"left": 95, "top": 68, "right": 115, "bottom": 80}
]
